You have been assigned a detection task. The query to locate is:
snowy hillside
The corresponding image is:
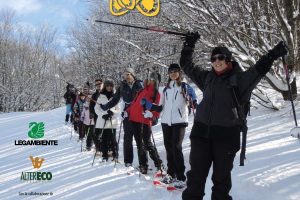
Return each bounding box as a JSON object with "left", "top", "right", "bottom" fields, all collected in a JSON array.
[{"left": 0, "top": 101, "right": 300, "bottom": 200}]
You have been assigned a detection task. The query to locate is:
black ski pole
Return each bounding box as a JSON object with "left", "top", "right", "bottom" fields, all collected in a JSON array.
[
  {"left": 88, "top": 19, "right": 188, "bottom": 37},
  {"left": 109, "top": 119, "right": 119, "bottom": 166},
  {"left": 114, "top": 120, "right": 123, "bottom": 169},
  {"left": 92, "top": 119, "right": 107, "bottom": 166},
  {"left": 283, "top": 56, "right": 298, "bottom": 127}
]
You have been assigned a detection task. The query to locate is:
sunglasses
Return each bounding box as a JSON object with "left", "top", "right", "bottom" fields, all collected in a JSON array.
[
  {"left": 106, "top": 85, "right": 113, "bottom": 87},
  {"left": 210, "top": 54, "right": 226, "bottom": 63},
  {"left": 95, "top": 83, "right": 102, "bottom": 86}
]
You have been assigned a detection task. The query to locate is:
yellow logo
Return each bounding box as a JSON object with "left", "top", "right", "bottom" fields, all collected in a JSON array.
[
  {"left": 110, "top": 0, "right": 160, "bottom": 17},
  {"left": 29, "top": 156, "right": 44, "bottom": 169}
]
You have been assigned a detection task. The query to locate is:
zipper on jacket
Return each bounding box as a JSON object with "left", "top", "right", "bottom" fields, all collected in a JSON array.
[
  {"left": 207, "top": 78, "right": 216, "bottom": 134},
  {"left": 178, "top": 108, "right": 182, "bottom": 118},
  {"left": 174, "top": 91, "right": 178, "bottom": 100}
]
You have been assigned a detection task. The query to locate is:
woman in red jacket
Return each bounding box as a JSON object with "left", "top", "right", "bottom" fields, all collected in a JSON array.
[{"left": 126, "top": 71, "right": 164, "bottom": 174}]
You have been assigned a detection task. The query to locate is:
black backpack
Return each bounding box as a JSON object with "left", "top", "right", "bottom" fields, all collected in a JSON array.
[{"left": 228, "top": 74, "right": 251, "bottom": 166}]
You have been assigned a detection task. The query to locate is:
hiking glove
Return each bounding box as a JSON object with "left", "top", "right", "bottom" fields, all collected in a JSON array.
[
  {"left": 141, "top": 98, "right": 152, "bottom": 110},
  {"left": 184, "top": 32, "right": 200, "bottom": 47},
  {"left": 143, "top": 110, "right": 153, "bottom": 118},
  {"left": 268, "top": 41, "right": 288, "bottom": 61}
]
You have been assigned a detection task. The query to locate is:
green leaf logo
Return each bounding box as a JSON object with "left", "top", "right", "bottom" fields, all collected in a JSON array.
[{"left": 28, "top": 122, "right": 45, "bottom": 139}]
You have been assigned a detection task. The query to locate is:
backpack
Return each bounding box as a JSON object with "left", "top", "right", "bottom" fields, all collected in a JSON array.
[
  {"left": 163, "top": 82, "right": 197, "bottom": 114},
  {"left": 228, "top": 75, "right": 251, "bottom": 166}
]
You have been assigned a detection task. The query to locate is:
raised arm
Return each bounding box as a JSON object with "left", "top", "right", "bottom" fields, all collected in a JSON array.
[
  {"left": 180, "top": 32, "right": 209, "bottom": 91},
  {"left": 238, "top": 41, "right": 288, "bottom": 99}
]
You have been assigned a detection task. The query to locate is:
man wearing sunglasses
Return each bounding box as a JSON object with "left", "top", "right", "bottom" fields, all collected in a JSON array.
[
  {"left": 180, "top": 32, "right": 288, "bottom": 200},
  {"left": 100, "top": 68, "right": 143, "bottom": 168}
]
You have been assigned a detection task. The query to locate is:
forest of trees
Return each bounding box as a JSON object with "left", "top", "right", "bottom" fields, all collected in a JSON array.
[{"left": 0, "top": 0, "right": 299, "bottom": 112}]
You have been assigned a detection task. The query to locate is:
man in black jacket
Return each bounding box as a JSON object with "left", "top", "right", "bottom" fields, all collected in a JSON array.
[
  {"left": 100, "top": 68, "right": 143, "bottom": 167},
  {"left": 63, "top": 84, "right": 76, "bottom": 124},
  {"left": 90, "top": 79, "right": 103, "bottom": 122},
  {"left": 88, "top": 79, "right": 103, "bottom": 150},
  {"left": 180, "top": 32, "right": 288, "bottom": 200}
]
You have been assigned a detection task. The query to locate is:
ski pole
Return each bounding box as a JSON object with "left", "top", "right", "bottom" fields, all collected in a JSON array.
[
  {"left": 150, "top": 125, "right": 163, "bottom": 174},
  {"left": 114, "top": 119, "right": 123, "bottom": 168},
  {"left": 109, "top": 118, "right": 119, "bottom": 166},
  {"left": 283, "top": 56, "right": 298, "bottom": 127},
  {"left": 70, "top": 126, "right": 73, "bottom": 140},
  {"left": 87, "top": 19, "right": 188, "bottom": 37},
  {"left": 92, "top": 119, "right": 107, "bottom": 166}
]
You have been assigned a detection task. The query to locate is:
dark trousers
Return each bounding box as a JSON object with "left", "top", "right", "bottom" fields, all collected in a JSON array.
[
  {"left": 94, "top": 128, "right": 103, "bottom": 152},
  {"left": 82, "top": 124, "right": 96, "bottom": 148},
  {"left": 101, "top": 128, "right": 117, "bottom": 159},
  {"left": 131, "top": 121, "right": 162, "bottom": 168},
  {"left": 182, "top": 136, "right": 239, "bottom": 200},
  {"left": 78, "top": 121, "right": 85, "bottom": 139},
  {"left": 123, "top": 118, "right": 134, "bottom": 164},
  {"left": 161, "top": 123, "right": 186, "bottom": 181}
]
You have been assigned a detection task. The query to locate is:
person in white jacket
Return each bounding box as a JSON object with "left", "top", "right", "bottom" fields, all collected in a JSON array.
[
  {"left": 141, "top": 63, "right": 197, "bottom": 189},
  {"left": 94, "top": 79, "right": 119, "bottom": 161}
]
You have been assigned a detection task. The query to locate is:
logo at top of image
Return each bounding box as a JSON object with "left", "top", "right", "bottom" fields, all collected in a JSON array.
[
  {"left": 110, "top": 0, "right": 160, "bottom": 16},
  {"left": 28, "top": 122, "right": 44, "bottom": 139}
]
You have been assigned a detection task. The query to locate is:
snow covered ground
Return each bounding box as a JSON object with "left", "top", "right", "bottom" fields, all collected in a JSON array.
[{"left": 0, "top": 100, "right": 300, "bottom": 200}]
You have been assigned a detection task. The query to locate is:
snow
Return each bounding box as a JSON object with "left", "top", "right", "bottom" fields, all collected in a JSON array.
[{"left": 0, "top": 94, "right": 300, "bottom": 199}]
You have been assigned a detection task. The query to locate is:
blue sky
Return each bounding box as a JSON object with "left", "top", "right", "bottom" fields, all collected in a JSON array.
[{"left": 0, "top": 0, "right": 90, "bottom": 52}]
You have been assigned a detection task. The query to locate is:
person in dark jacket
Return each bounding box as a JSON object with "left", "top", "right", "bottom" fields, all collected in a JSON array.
[
  {"left": 89, "top": 79, "right": 103, "bottom": 123},
  {"left": 180, "top": 32, "right": 288, "bottom": 200},
  {"left": 100, "top": 68, "right": 143, "bottom": 167},
  {"left": 74, "top": 92, "right": 86, "bottom": 141},
  {"left": 63, "top": 84, "right": 76, "bottom": 124}
]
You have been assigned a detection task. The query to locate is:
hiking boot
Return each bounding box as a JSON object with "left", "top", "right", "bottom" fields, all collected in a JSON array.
[
  {"left": 156, "top": 163, "right": 166, "bottom": 171},
  {"left": 161, "top": 174, "right": 175, "bottom": 185},
  {"left": 85, "top": 146, "right": 91, "bottom": 151},
  {"left": 172, "top": 180, "right": 186, "bottom": 189},
  {"left": 138, "top": 165, "right": 148, "bottom": 174},
  {"left": 125, "top": 163, "right": 132, "bottom": 168}
]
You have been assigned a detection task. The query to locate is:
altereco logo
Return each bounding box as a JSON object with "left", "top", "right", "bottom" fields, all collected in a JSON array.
[
  {"left": 20, "top": 156, "right": 52, "bottom": 181},
  {"left": 14, "top": 122, "right": 58, "bottom": 146}
]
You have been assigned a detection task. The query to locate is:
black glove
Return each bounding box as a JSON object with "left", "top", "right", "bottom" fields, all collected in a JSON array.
[
  {"left": 102, "top": 114, "right": 111, "bottom": 120},
  {"left": 268, "top": 41, "right": 288, "bottom": 60},
  {"left": 107, "top": 110, "right": 114, "bottom": 117},
  {"left": 184, "top": 31, "right": 200, "bottom": 47}
]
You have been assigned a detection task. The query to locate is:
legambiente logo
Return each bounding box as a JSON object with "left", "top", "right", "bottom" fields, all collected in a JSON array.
[
  {"left": 14, "top": 122, "right": 58, "bottom": 146},
  {"left": 110, "top": 0, "right": 160, "bottom": 17},
  {"left": 20, "top": 156, "right": 52, "bottom": 181}
]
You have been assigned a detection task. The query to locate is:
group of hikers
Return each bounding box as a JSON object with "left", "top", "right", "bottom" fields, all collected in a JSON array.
[{"left": 63, "top": 33, "right": 288, "bottom": 200}]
